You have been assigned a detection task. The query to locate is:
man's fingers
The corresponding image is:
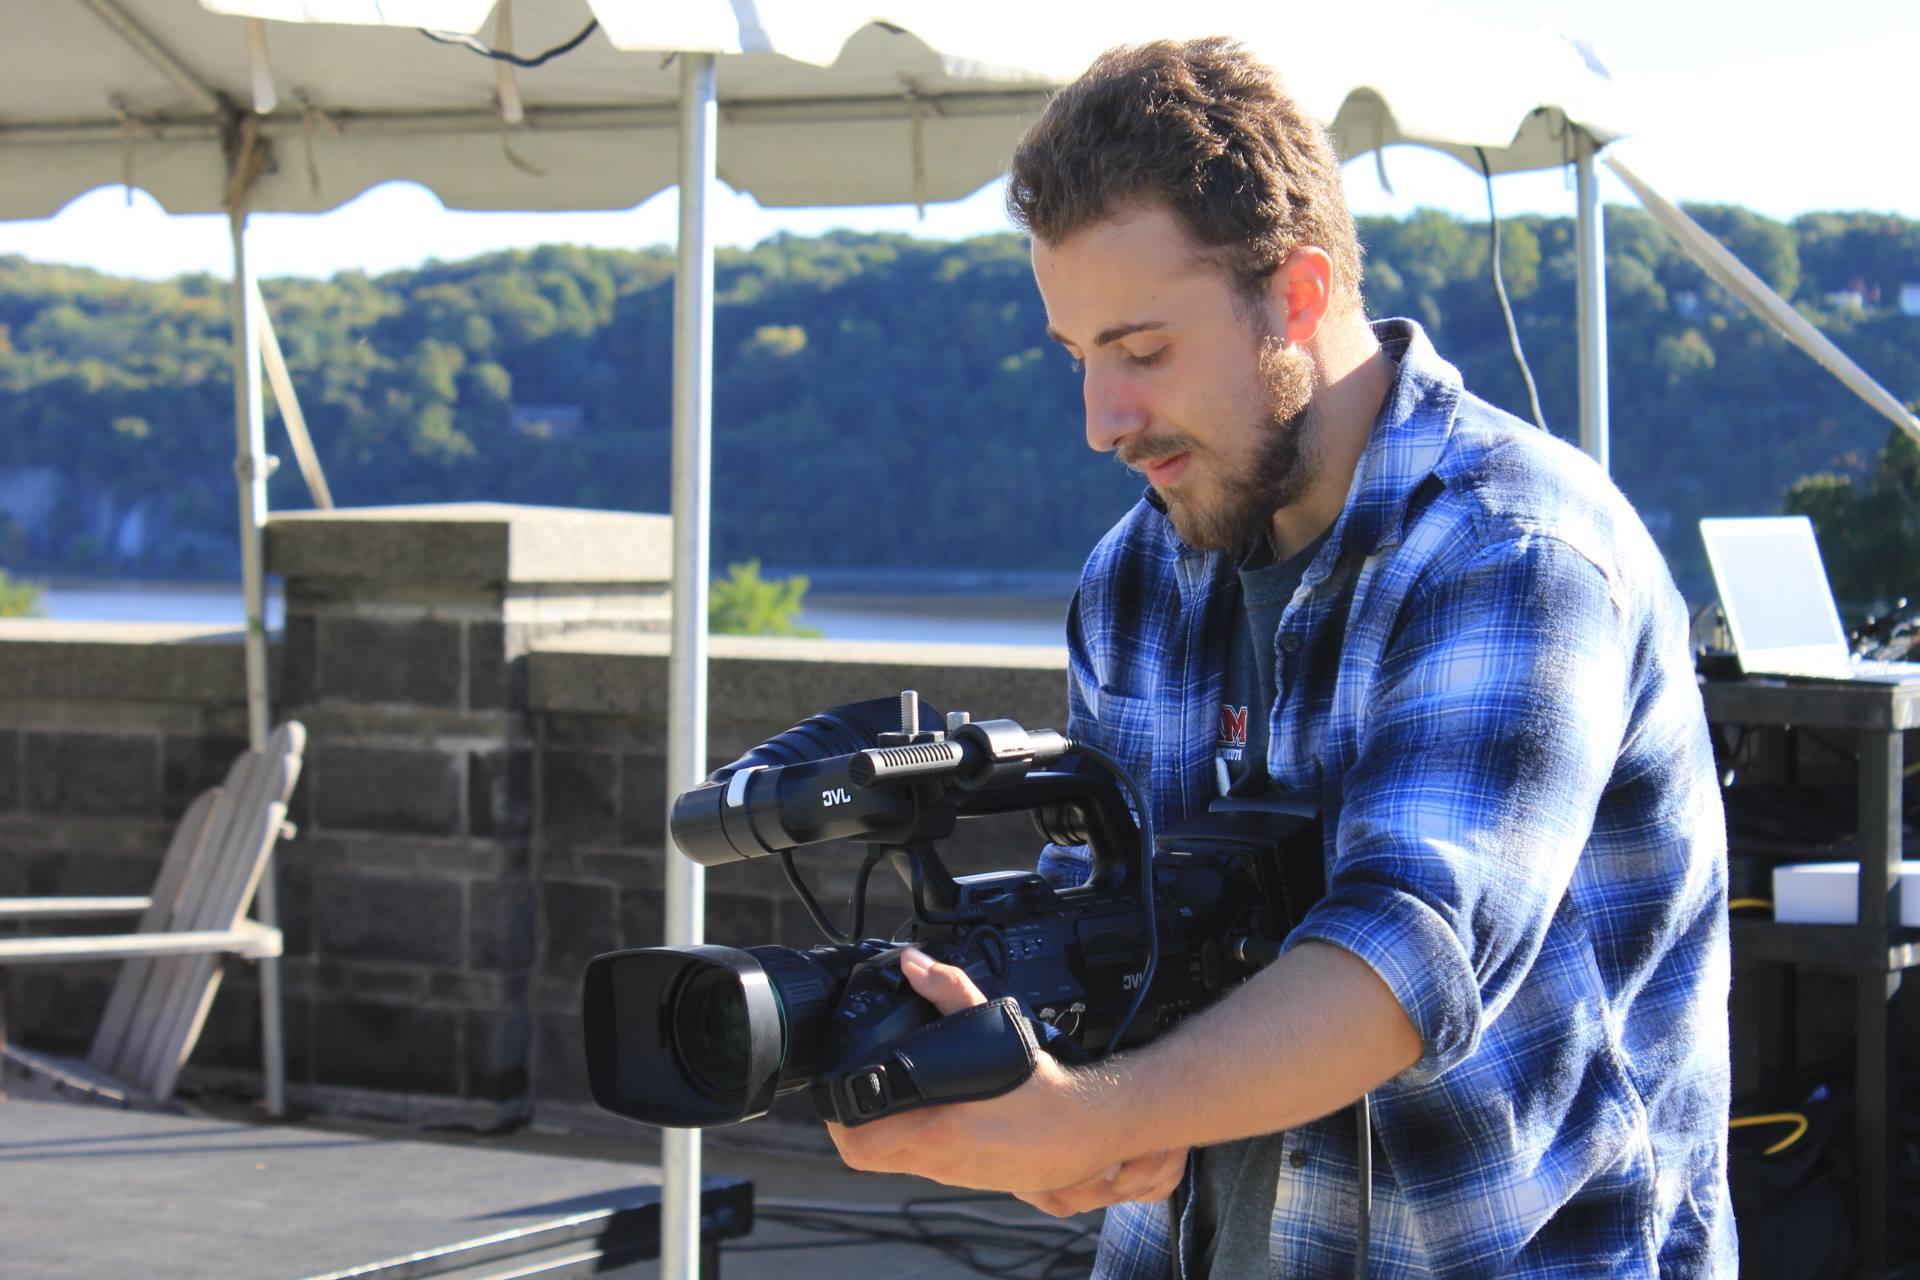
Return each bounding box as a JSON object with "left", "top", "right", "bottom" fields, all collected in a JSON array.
[
  {"left": 826, "top": 1111, "right": 938, "bottom": 1173},
  {"left": 899, "top": 946, "right": 988, "bottom": 1014},
  {"left": 1012, "top": 1147, "right": 1191, "bottom": 1218},
  {"left": 1014, "top": 1188, "right": 1083, "bottom": 1218},
  {"left": 1015, "top": 1179, "right": 1127, "bottom": 1218},
  {"left": 1119, "top": 1146, "right": 1187, "bottom": 1202}
]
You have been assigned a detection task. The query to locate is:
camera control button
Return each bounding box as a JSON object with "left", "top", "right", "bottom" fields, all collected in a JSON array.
[{"left": 851, "top": 1065, "right": 890, "bottom": 1116}]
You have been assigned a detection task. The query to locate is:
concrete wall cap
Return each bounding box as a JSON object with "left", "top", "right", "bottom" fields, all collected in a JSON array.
[
  {"left": 0, "top": 620, "right": 242, "bottom": 645},
  {"left": 531, "top": 629, "right": 1066, "bottom": 669},
  {"left": 267, "top": 503, "right": 672, "bottom": 587},
  {"left": 0, "top": 619, "right": 254, "bottom": 702},
  {"left": 526, "top": 632, "right": 1067, "bottom": 719}
]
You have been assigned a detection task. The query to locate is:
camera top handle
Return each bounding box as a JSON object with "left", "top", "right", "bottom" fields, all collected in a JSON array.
[{"left": 668, "top": 695, "right": 1143, "bottom": 894}]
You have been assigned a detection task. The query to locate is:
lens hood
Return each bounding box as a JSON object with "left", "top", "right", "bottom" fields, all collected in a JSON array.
[{"left": 582, "top": 945, "right": 785, "bottom": 1127}]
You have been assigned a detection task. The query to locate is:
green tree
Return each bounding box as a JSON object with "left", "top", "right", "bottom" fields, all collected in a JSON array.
[
  {"left": 1784, "top": 423, "right": 1920, "bottom": 613},
  {"left": 1684, "top": 204, "right": 1800, "bottom": 297},
  {"left": 0, "top": 568, "right": 44, "bottom": 617},
  {"left": 2, "top": 208, "right": 1917, "bottom": 598},
  {"left": 708, "top": 559, "right": 821, "bottom": 636}
]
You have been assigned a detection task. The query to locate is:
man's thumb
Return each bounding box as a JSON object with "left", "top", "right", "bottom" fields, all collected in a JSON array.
[{"left": 898, "top": 946, "right": 989, "bottom": 1015}]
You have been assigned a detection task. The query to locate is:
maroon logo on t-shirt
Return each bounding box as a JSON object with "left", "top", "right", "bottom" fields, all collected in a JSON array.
[{"left": 1219, "top": 704, "right": 1249, "bottom": 747}]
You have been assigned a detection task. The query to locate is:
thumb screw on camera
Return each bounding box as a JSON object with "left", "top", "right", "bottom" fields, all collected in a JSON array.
[{"left": 877, "top": 688, "right": 943, "bottom": 747}]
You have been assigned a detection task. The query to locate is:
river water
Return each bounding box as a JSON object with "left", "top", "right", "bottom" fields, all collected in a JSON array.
[{"left": 32, "top": 579, "right": 1071, "bottom": 647}]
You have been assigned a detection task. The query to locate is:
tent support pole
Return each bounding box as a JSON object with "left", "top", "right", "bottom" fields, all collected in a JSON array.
[
  {"left": 1604, "top": 152, "right": 1920, "bottom": 444},
  {"left": 1575, "top": 130, "right": 1610, "bottom": 473},
  {"left": 662, "top": 50, "right": 717, "bottom": 1280},
  {"left": 227, "top": 206, "right": 285, "bottom": 1119}
]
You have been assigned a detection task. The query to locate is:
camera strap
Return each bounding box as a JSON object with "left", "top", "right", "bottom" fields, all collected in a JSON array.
[{"left": 816, "top": 996, "right": 1044, "bottom": 1126}]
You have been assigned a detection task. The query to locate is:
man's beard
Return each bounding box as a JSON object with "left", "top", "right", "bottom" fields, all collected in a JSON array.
[{"left": 1141, "top": 338, "right": 1321, "bottom": 553}]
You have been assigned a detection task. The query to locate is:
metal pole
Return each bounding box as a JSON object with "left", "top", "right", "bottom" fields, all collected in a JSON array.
[
  {"left": 227, "top": 207, "right": 285, "bottom": 1118},
  {"left": 1574, "top": 130, "right": 1610, "bottom": 474},
  {"left": 1853, "top": 726, "right": 1903, "bottom": 1274},
  {"left": 662, "top": 51, "right": 717, "bottom": 1280}
]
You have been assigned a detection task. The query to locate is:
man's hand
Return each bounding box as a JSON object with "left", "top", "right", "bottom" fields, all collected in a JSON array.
[
  {"left": 1014, "top": 1145, "right": 1188, "bottom": 1218},
  {"left": 825, "top": 946, "right": 1187, "bottom": 1211}
]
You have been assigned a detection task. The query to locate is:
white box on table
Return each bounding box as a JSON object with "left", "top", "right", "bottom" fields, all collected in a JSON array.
[{"left": 1770, "top": 860, "right": 1920, "bottom": 926}]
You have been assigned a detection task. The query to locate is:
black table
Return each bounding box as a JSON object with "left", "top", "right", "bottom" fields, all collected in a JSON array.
[{"left": 1704, "top": 675, "right": 1920, "bottom": 1280}]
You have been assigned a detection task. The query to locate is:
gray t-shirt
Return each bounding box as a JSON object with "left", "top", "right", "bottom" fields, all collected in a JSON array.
[
  {"left": 1215, "top": 527, "right": 1330, "bottom": 796},
  {"left": 1185, "top": 525, "right": 1331, "bottom": 1277}
]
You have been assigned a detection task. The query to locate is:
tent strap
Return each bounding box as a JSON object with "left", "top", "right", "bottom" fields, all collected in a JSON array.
[
  {"left": 1606, "top": 152, "right": 1920, "bottom": 447},
  {"left": 223, "top": 114, "right": 271, "bottom": 214},
  {"left": 495, "top": 0, "right": 526, "bottom": 126},
  {"left": 252, "top": 281, "right": 334, "bottom": 510}
]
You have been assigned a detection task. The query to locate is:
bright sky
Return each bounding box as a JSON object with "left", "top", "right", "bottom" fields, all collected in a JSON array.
[{"left": 1, "top": 0, "right": 1913, "bottom": 281}]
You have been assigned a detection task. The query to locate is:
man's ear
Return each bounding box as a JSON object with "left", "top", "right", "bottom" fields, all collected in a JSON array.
[{"left": 1265, "top": 247, "right": 1334, "bottom": 347}]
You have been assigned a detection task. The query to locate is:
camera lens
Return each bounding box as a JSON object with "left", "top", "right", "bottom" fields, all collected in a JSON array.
[
  {"left": 582, "top": 943, "right": 842, "bottom": 1127},
  {"left": 672, "top": 965, "right": 752, "bottom": 1101}
]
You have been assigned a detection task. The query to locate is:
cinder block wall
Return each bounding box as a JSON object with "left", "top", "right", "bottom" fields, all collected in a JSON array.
[
  {"left": 265, "top": 503, "right": 673, "bottom": 1116},
  {"left": 0, "top": 504, "right": 1073, "bottom": 1133}
]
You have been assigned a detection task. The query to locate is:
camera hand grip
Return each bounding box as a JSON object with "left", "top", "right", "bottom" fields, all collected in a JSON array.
[{"left": 817, "top": 996, "right": 1042, "bottom": 1126}]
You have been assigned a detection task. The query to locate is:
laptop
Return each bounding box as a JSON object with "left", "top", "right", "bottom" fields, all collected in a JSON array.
[{"left": 1699, "top": 516, "right": 1920, "bottom": 682}]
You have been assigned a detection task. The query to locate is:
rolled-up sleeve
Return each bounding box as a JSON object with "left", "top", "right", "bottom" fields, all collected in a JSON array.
[{"left": 1283, "top": 530, "right": 1630, "bottom": 1082}]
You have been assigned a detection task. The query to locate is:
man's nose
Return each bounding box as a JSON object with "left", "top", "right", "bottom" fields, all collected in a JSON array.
[{"left": 1084, "top": 367, "right": 1148, "bottom": 454}]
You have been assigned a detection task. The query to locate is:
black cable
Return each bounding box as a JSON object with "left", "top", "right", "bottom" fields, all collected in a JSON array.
[
  {"left": 780, "top": 850, "right": 851, "bottom": 943},
  {"left": 897, "top": 1193, "right": 1098, "bottom": 1279},
  {"left": 1713, "top": 722, "right": 1753, "bottom": 788},
  {"left": 1689, "top": 599, "right": 1727, "bottom": 649},
  {"left": 1475, "top": 146, "right": 1549, "bottom": 433},
  {"left": 1355, "top": 1093, "right": 1373, "bottom": 1280},
  {"left": 846, "top": 847, "right": 884, "bottom": 939},
  {"left": 730, "top": 1194, "right": 1098, "bottom": 1278},
  {"left": 1065, "top": 739, "right": 1157, "bottom": 1053},
  {"left": 775, "top": 844, "right": 888, "bottom": 944},
  {"left": 416, "top": 18, "right": 598, "bottom": 68}
]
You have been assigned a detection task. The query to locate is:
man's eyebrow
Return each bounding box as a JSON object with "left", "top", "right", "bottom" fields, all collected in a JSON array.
[{"left": 1045, "top": 320, "right": 1167, "bottom": 348}]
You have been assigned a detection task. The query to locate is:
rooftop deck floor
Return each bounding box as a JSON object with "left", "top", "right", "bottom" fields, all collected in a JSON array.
[{"left": 0, "top": 1086, "right": 1096, "bottom": 1279}]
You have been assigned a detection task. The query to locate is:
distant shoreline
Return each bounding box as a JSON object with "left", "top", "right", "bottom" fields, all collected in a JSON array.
[
  {"left": 22, "top": 569, "right": 1081, "bottom": 600},
  {"left": 763, "top": 566, "right": 1080, "bottom": 598},
  {"left": 26, "top": 574, "right": 1069, "bottom": 646}
]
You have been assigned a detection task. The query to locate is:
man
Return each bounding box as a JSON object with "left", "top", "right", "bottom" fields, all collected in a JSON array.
[{"left": 831, "top": 37, "right": 1733, "bottom": 1278}]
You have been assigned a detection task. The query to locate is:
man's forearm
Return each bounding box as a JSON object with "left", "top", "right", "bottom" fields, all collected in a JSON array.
[
  {"left": 1088, "top": 941, "right": 1425, "bottom": 1157},
  {"left": 826, "top": 941, "right": 1424, "bottom": 1199}
]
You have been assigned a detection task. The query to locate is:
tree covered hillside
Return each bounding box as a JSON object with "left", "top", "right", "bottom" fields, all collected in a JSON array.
[{"left": 2, "top": 206, "right": 1917, "bottom": 602}]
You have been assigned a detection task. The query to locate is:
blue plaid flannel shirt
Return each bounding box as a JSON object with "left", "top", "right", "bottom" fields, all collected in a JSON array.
[{"left": 1040, "top": 320, "right": 1734, "bottom": 1278}]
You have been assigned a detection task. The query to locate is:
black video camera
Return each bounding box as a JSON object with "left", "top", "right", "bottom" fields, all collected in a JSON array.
[{"left": 581, "top": 693, "right": 1322, "bottom": 1130}]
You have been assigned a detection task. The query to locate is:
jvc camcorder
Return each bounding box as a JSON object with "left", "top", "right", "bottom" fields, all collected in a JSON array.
[{"left": 581, "top": 693, "right": 1322, "bottom": 1130}]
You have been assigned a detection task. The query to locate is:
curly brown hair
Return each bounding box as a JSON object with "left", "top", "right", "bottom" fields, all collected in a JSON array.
[{"left": 1007, "top": 38, "right": 1363, "bottom": 312}]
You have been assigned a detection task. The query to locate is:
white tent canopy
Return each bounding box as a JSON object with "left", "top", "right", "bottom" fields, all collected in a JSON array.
[{"left": 8, "top": 1, "right": 1626, "bottom": 219}]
